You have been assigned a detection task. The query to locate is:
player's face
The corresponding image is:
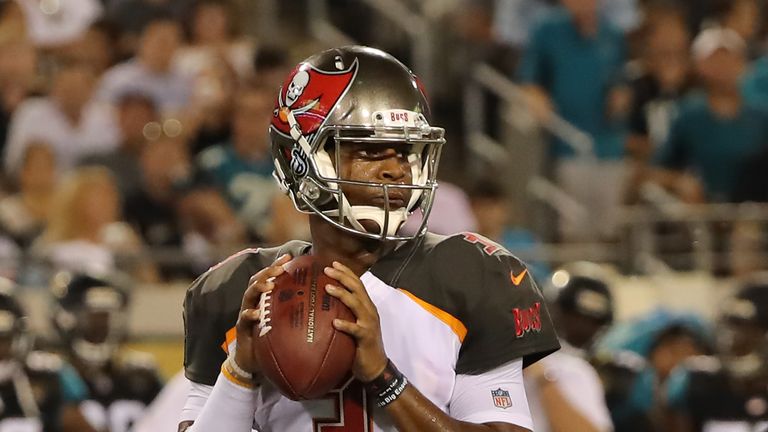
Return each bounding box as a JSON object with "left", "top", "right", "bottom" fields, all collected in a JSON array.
[
  {"left": 336, "top": 142, "right": 414, "bottom": 209},
  {"left": 79, "top": 310, "right": 111, "bottom": 344}
]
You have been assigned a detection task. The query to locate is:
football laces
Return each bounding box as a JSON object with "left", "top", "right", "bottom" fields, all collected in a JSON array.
[{"left": 257, "top": 291, "right": 273, "bottom": 337}]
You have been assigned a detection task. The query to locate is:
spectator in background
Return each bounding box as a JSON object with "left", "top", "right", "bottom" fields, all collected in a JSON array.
[
  {"left": 184, "top": 56, "right": 238, "bottom": 156},
  {"left": 59, "top": 20, "right": 118, "bottom": 75},
  {"left": 709, "top": 0, "right": 761, "bottom": 56},
  {"left": 524, "top": 262, "right": 615, "bottom": 432},
  {"left": 14, "top": 0, "right": 102, "bottom": 49},
  {"left": 493, "top": 0, "right": 640, "bottom": 50},
  {"left": 0, "top": 142, "right": 56, "bottom": 247},
  {"left": 625, "top": 6, "right": 692, "bottom": 203},
  {"left": 253, "top": 45, "right": 292, "bottom": 90},
  {"left": 124, "top": 129, "right": 192, "bottom": 280},
  {"left": 627, "top": 7, "right": 691, "bottom": 164},
  {"left": 177, "top": 187, "right": 247, "bottom": 273},
  {"left": 196, "top": 83, "right": 276, "bottom": 240},
  {"left": 653, "top": 27, "right": 768, "bottom": 203},
  {"left": 467, "top": 178, "right": 549, "bottom": 281},
  {"left": 81, "top": 92, "right": 158, "bottom": 199},
  {"left": 106, "top": 0, "right": 194, "bottom": 58},
  {"left": 4, "top": 60, "right": 119, "bottom": 176},
  {"left": 518, "top": 0, "right": 628, "bottom": 242},
  {"left": 175, "top": 0, "right": 254, "bottom": 80},
  {"left": 33, "top": 166, "right": 158, "bottom": 282},
  {"left": 96, "top": 13, "right": 191, "bottom": 116},
  {"left": 0, "top": 38, "right": 37, "bottom": 166}
]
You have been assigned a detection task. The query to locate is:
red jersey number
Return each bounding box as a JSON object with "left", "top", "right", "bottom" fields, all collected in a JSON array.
[{"left": 313, "top": 379, "right": 374, "bottom": 432}]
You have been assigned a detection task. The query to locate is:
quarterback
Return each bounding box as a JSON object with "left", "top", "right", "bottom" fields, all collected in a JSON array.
[{"left": 179, "top": 45, "right": 560, "bottom": 432}]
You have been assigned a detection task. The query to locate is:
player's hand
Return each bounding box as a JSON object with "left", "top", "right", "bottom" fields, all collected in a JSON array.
[
  {"left": 235, "top": 253, "right": 292, "bottom": 374},
  {"left": 324, "top": 261, "right": 388, "bottom": 383}
]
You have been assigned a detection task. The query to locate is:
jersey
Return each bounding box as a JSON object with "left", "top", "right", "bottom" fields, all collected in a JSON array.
[
  {"left": 184, "top": 232, "right": 560, "bottom": 431},
  {"left": 77, "top": 352, "right": 164, "bottom": 432},
  {"left": 0, "top": 351, "right": 76, "bottom": 432},
  {"left": 666, "top": 356, "right": 768, "bottom": 432}
]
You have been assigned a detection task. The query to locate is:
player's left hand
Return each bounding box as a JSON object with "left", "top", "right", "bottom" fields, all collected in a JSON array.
[{"left": 324, "top": 261, "right": 388, "bottom": 383}]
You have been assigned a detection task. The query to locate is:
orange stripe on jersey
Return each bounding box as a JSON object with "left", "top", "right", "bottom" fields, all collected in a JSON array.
[
  {"left": 221, "top": 326, "right": 237, "bottom": 354},
  {"left": 398, "top": 289, "right": 467, "bottom": 343}
]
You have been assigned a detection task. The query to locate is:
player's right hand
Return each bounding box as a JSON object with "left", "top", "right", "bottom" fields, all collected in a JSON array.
[{"left": 235, "top": 254, "right": 292, "bottom": 374}]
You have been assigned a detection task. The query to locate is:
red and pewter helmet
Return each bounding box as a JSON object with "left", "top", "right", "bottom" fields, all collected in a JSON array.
[{"left": 269, "top": 45, "right": 445, "bottom": 241}]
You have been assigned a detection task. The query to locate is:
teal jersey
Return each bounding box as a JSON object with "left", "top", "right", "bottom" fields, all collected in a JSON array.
[
  {"left": 518, "top": 8, "right": 627, "bottom": 160},
  {"left": 655, "top": 94, "right": 768, "bottom": 201}
]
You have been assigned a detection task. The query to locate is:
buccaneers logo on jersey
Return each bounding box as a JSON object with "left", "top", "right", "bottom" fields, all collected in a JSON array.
[{"left": 271, "top": 58, "right": 358, "bottom": 137}]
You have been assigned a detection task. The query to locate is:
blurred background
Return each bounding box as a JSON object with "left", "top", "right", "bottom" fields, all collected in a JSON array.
[{"left": 1, "top": 0, "right": 768, "bottom": 431}]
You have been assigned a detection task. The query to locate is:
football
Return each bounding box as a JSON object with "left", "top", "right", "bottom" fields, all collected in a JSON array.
[{"left": 252, "top": 255, "right": 356, "bottom": 400}]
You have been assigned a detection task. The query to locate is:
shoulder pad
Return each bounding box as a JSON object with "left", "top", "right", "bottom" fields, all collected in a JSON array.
[{"left": 25, "top": 350, "right": 64, "bottom": 373}]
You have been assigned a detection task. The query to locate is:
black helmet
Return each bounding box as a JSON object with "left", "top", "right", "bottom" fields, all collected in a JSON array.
[
  {"left": 718, "top": 275, "right": 768, "bottom": 379},
  {"left": 51, "top": 271, "right": 129, "bottom": 368},
  {"left": 548, "top": 262, "right": 614, "bottom": 325},
  {"left": 269, "top": 46, "right": 445, "bottom": 241}
]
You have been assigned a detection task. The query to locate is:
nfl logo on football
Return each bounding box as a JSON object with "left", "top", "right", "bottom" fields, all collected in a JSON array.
[{"left": 491, "top": 388, "right": 512, "bottom": 409}]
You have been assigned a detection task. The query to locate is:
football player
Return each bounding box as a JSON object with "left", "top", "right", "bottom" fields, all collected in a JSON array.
[
  {"left": 664, "top": 277, "right": 768, "bottom": 431},
  {"left": 0, "top": 276, "right": 94, "bottom": 432},
  {"left": 51, "top": 272, "right": 163, "bottom": 432},
  {"left": 523, "top": 263, "right": 614, "bottom": 432},
  {"left": 180, "top": 46, "right": 560, "bottom": 432}
]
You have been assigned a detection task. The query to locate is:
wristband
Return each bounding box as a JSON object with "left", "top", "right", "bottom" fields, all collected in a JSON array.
[
  {"left": 221, "top": 347, "right": 259, "bottom": 389},
  {"left": 363, "top": 360, "right": 409, "bottom": 408}
]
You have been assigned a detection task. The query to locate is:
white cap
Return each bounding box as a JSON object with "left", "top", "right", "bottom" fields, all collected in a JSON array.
[{"left": 692, "top": 27, "right": 746, "bottom": 60}]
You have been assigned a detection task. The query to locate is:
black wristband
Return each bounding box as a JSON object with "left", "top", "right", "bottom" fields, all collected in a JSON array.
[{"left": 363, "top": 360, "right": 409, "bottom": 408}]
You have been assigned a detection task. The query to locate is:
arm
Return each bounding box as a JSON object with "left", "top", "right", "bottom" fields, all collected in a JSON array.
[
  {"left": 177, "top": 254, "right": 292, "bottom": 432},
  {"left": 525, "top": 362, "right": 610, "bottom": 432},
  {"left": 324, "top": 262, "right": 531, "bottom": 432}
]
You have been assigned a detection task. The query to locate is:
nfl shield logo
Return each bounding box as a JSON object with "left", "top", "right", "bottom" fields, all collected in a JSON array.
[{"left": 491, "top": 388, "right": 512, "bottom": 409}]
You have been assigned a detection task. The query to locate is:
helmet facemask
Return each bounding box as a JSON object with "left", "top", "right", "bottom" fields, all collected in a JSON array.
[
  {"left": 54, "top": 285, "right": 128, "bottom": 369},
  {"left": 274, "top": 109, "right": 444, "bottom": 241}
]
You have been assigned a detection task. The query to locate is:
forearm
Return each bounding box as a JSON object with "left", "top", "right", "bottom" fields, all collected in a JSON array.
[
  {"left": 183, "top": 372, "right": 256, "bottom": 432},
  {"left": 536, "top": 383, "right": 603, "bottom": 432},
  {"left": 386, "top": 385, "right": 530, "bottom": 432}
]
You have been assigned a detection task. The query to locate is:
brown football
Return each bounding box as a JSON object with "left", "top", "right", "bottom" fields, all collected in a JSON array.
[{"left": 252, "top": 255, "right": 356, "bottom": 400}]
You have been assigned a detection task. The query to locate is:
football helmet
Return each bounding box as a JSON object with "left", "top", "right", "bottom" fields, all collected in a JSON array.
[
  {"left": 51, "top": 272, "right": 129, "bottom": 368},
  {"left": 270, "top": 45, "right": 445, "bottom": 240},
  {"left": 0, "top": 277, "right": 28, "bottom": 382},
  {"left": 718, "top": 276, "right": 768, "bottom": 380},
  {"left": 547, "top": 261, "right": 614, "bottom": 325}
]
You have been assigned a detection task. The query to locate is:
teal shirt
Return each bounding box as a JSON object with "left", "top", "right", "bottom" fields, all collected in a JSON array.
[
  {"left": 197, "top": 144, "right": 277, "bottom": 233},
  {"left": 655, "top": 94, "right": 768, "bottom": 201},
  {"left": 742, "top": 57, "right": 768, "bottom": 110},
  {"left": 518, "top": 8, "right": 627, "bottom": 160}
]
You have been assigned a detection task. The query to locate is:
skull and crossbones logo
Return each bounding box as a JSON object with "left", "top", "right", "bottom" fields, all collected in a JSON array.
[{"left": 275, "top": 69, "right": 319, "bottom": 124}]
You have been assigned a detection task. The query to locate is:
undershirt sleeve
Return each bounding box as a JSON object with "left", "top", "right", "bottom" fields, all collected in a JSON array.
[{"left": 449, "top": 358, "right": 533, "bottom": 430}]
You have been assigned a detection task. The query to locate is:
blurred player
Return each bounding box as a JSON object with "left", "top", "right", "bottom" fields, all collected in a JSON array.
[
  {"left": 51, "top": 272, "right": 163, "bottom": 432},
  {"left": 523, "top": 262, "right": 614, "bottom": 432},
  {"left": 0, "top": 276, "right": 95, "bottom": 431},
  {"left": 664, "top": 277, "right": 768, "bottom": 431},
  {"left": 180, "top": 45, "right": 560, "bottom": 432}
]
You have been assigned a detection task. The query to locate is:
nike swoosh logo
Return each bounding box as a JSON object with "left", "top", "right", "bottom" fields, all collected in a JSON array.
[{"left": 510, "top": 269, "right": 528, "bottom": 286}]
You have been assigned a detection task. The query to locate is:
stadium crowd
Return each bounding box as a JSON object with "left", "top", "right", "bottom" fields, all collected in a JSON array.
[{"left": 0, "top": 0, "right": 766, "bottom": 431}]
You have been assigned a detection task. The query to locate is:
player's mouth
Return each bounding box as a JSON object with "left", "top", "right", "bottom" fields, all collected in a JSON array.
[{"left": 371, "top": 192, "right": 408, "bottom": 209}]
